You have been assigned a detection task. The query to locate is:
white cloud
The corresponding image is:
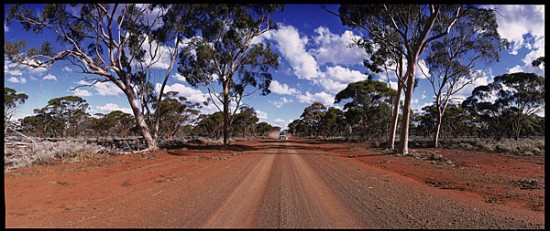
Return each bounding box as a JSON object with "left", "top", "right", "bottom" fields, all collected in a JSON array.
[
  {"left": 507, "top": 36, "right": 545, "bottom": 76},
  {"left": 269, "top": 97, "right": 294, "bottom": 108},
  {"left": 4, "top": 24, "right": 8, "bottom": 32},
  {"left": 130, "top": 34, "right": 176, "bottom": 70},
  {"left": 94, "top": 81, "right": 123, "bottom": 96},
  {"left": 4, "top": 59, "right": 45, "bottom": 76},
  {"left": 262, "top": 24, "right": 321, "bottom": 80},
  {"left": 171, "top": 73, "right": 187, "bottom": 82},
  {"left": 483, "top": 5, "right": 545, "bottom": 55},
  {"left": 296, "top": 91, "right": 335, "bottom": 106},
  {"left": 320, "top": 66, "right": 368, "bottom": 93},
  {"left": 273, "top": 118, "right": 293, "bottom": 129},
  {"left": 260, "top": 24, "right": 388, "bottom": 94},
  {"left": 310, "top": 26, "right": 365, "bottom": 66},
  {"left": 43, "top": 74, "right": 57, "bottom": 81},
  {"left": 324, "top": 66, "right": 367, "bottom": 83},
  {"left": 256, "top": 110, "right": 268, "bottom": 120},
  {"left": 96, "top": 103, "right": 133, "bottom": 114},
  {"left": 62, "top": 66, "right": 73, "bottom": 72},
  {"left": 416, "top": 60, "right": 430, "bottom": 79},
  {"left": 155, "top": 83, "right": 209, "bottom": 105},
  {"left": 316, "top": 77, "right": 349, "bottom": 94},
  {"left": 76, "top": 79, "right": 123, "bottom": 96},
  {"left": 6, "top": 69, "right": 23, "bottom": 76},
  {"left": 7, "top": 76, "right": 27, "bottom": 84},
  {"left": 270, "top": 80, "right": 300, "bottom": 95},
  {"left": 7, "top": 77, "right": 20, "bottom": 83},
  {"left": 71, "top": 88, "right": 92, "bottom": 97},
  {"left": 412, "top": 101, "right": 433, "bottom": 111},
  {"left": 452, "top": 70, "right": 491, "bottom": 103}
]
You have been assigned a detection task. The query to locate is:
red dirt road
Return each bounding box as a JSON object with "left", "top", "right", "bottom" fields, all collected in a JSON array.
[{"left": 4, "top": 138, "right": 544, "bottom": 228}]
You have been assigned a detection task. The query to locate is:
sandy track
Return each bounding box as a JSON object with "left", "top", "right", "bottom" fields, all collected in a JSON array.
[{"left": 4, "top": 139, "right": 543, "bottom": 228}]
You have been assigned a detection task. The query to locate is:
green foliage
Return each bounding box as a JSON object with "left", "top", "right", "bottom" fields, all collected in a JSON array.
[
  {"left": 24, "top": 96, "right": 89, "bottom": 138},
  {"left": 256, "top": 122, "right": 273, "bottom": 136},
  {"left": 231, "top": 106, "right": 260, "bottom": 137},
  {"left": 153, "top": 91, "right": 202, "bottom": 139},
  {"left": 81, "top": 111, "right": 137, "bottom": 138},
  {"left": 413, "top": 104, "right": 467, "bottom": 139},
  {"left": 4, "top": 41, "right": 27, "bottom": 61},
  {"left": 6, "top": 4, "right": 209, "bottom": 149},
  {"left": 337, "top": 4, "right": 508, "bottom": 154},
  {"left": 288, "top": 119, "right": 307, "bottom": 137},
  {"left": 462, "top": 72, "right": 544, "bottom": 140},
  {"left": 4, "top": 87, "right": 29, "bottom": 126},
  {"left": 193, "top": 112, "right": 224, "bottom": 139},
  {"left": 300, "top": 102, "right": 327, "bottom": 138},
  {"left": 178, "top": 4, "right": 283, "bottom": 145},
  {"left": 335, "top": 79, "right": 395, "bottom": 140},
  {"left": 320, "top": 107, "right": 347, "bottom": 137},
  {"left": 531, "top": 56, "right": 545, "bottom": 67}
]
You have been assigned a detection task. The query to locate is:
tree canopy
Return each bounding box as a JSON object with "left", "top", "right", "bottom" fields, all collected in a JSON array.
[{"left": 178, "top": 4, "right": 283, "bottom": 145}]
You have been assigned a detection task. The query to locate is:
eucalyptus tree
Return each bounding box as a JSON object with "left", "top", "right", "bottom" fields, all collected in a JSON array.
[
  {"left": 256, "top": 122, "right": 273, "bottom": 137},
  {"left": 153, "top": 91, "right": 201, "bottom": 139},
  {"left": 416, "top": 103, "right": 465, "bottom": 139},
  {"left": 6, "top": 4, "right": 201, "bottom": 151},
  {"left": 462, "top": 73, "right": 545, "bottom": 140},
  {"left": 421, "top": 9, "right": 506, "bottom": 147},
  {"left": 532, "top": 56, "right": 545, "bottom": 67},
  {"left": 336, "top": 4, "right": 504, "bottom": 155},
  {"left": 21, "top": 114, "right": 45, "bottom": 137},
  {"left": 4, "top": 87, "right": 29, "bottom": 131},
  {"left": 335, "top": 79, "right": 395, "bottom": 140},
  {"left": 193, "top": 112, "right": 224, "bottom": 139},
  {"left": 320, "top": 107, "right": 347, "bottom": 138},
  {"left": 300, "top": 102, "right": 327, "bottom": 138},
  {"left": 178, "top": 4, "right": 283, "bottom": 145},
  {"left": 231, "top": 106, "right": 260, "bottom": 137},
  {"left": 492, "top": 73, "right": 545, "bottom": 140},
  {"left": 330, "top": 6, "right": 405, "bottom": 147},
  {"left": 25, "top": 96, "right": 89, "bottom": 138},
  {"left": 103, "top": 110, "right": 137, "bottom": 137},
  {"left": 49, "top": 96, "right": 89, "bottom": 137},
  {"left": 462, "top": 85, "right": 504, "bottom": 140},
  {"left": 288, "top": 119, "right": 306, "bottom": 137}
]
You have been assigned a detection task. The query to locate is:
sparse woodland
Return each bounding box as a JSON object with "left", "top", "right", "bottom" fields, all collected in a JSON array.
[{"left": 4, "top": 4, "right": 545, "bottom": 170}]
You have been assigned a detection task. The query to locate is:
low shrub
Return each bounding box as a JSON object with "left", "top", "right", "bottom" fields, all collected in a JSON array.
[
  {"left": 407, "top": 137, "right": 543, "bottom": 156},
  {"left": 4, "top": 139, "right": 108, "bottom": 171}
]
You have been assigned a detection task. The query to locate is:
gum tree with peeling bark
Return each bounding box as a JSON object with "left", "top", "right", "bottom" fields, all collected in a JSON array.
[
  {"left": 421, "top": 9, "right": 507, "bottom": 148},
  {"left": 5, "top": 4, "right": 200, "bottom": 151},
  {"left": 336, "top": 4, "right": 503, "bottom": 155}
]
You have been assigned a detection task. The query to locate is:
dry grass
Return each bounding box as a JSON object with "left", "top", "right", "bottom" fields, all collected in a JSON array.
[{"left": 4, "top": 139, "right": 110, "bottom": 171}]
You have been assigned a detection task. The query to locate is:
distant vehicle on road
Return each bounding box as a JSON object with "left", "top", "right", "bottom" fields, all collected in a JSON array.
[{"left": 279, "top": 130, "right": 288, "bottom": 140}]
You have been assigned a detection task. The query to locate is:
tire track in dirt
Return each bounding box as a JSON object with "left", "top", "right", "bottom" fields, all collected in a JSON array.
[
  {"left": 297, "top": 145, "right": 540, "bottom": 229},
  {"left": 202, "top": 153, "right": 276, "bottom": 227},
  {"left": 254, "top": 142, "right": 365, "bottom": 228}
]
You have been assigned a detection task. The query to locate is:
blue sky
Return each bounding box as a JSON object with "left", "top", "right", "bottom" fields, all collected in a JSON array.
[{"left": 4, "top": 4, "right": 545, "bottom": 129}]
